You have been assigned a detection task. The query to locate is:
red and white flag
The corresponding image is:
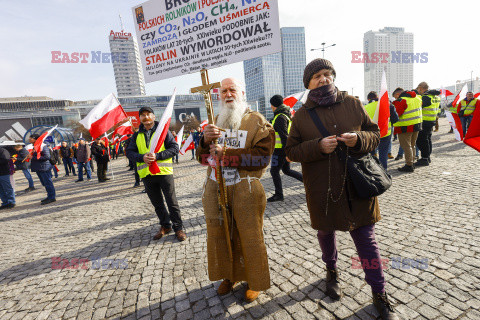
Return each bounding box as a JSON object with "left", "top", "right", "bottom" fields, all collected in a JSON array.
[
  {"left": 452, "top": 84, "right": 468, "bottom": 113},
  {"left": 464, "top": 106, "right": 480, "bottom": 152},
  {"left": 283, "top": 90, "right": 309, "bottom": 116},
  {"left": 180, "top": 133, "right": 195, "bottom": 155},
  {"left": 79, "top": 93, "right": 127, "bottom": 139},
  {"left": 200, "top": 120, "right": 208, "bottom": 131},
  {"left": 33, "top": 125, "right": 58, "bottom": 159},
  {"left": 113, "top": 121, "right": 134, "bottom": 137},
  {"left": 53, "top": 143, "right": 61, "bottom": 150},
  {"left": 440, "top": 86, "right": 454, "bottom": 98},
  {"left": 445, "top": 111, "right": 464, "bottom": 141},
  {"left": 148, "top": 89, "right": 177, "bottom": 174},
  {"left": 373, "top": 70, "right": 391, "bottom": 137},
  {"left": 176, "top": 125, "right": 185, "bottom": 148},
  {"left": 474, "top": 93, "right": 480, "bottom": 99}
]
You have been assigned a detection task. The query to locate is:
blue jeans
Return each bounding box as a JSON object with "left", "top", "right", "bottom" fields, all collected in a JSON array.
[
  {"left": 50, "top": 167, "right": 58, "bottom": 178},
  {"left": 78, "top": 162, "right": 92, "bottom": 180},
  {"left": 22, "top": 169, "right": 35, "bottom": 188},
  {"left": 63, "top": 158, "right": 76, "bottom": 175},
  {"left": 0, "top": 175, "right": 15, "bottom": 205},
  {"left": 371, "top": 135, "right": 391, "bottom": 169},
  {"left": 36, "top": 171, "right": 56, "bottom": 200},
  {"left": 460, "top": 115, "right": 473, "bottom": 136}
]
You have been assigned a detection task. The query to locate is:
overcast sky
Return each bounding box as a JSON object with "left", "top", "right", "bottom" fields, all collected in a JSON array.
[{"left": 0, "top": 0, "right": 478, "bottom": 101}]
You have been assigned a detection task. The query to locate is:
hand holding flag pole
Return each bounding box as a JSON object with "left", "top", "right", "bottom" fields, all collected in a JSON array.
[{"left": 148, "top": 89, "right": 177, "bottom": 174}]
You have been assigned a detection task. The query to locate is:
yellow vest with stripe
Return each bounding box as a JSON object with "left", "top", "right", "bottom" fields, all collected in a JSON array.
[
  {"left": 423, "top": 94, "right": 441, "bottom": 121},
  {"left": 393, "top": 96, "right": 423, "bottom": 127},
  {"left": 136, "top": 133, "right": 173, "bottom": 178},
  {"left": 449, "top": 103, "right": 458, "bottom": 114},
  {"left": 364, "top": 101, "right": 391, "bottom": 138},
  {"left": 460, "top": 99, "right": 477, "bottom": 116},
  {"left": 271, "top": 113, "right": 292, "bottom": 149}
]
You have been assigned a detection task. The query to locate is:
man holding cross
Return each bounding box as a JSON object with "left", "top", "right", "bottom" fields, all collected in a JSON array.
[{"left": 196, "top": 78, "right": 275, "bottom": 302}]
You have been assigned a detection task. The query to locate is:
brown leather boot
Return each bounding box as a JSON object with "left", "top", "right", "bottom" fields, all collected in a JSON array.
[
  {"left": 217, "top": 279, "right": 237, "bottom": 295},
  {"left": 153, "top": 226, "right": 172, "bottom": 240},
  {"left": 244, "top": 285, "right": 259, "bottom": 302}
]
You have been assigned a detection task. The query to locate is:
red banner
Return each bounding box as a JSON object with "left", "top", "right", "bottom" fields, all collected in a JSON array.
[{"left": 126, "top": 112, "right": 141, "bottom": 128}]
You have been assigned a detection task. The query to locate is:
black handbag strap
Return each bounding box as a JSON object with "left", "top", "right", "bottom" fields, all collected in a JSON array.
[
  {"left": 307, "top": 108, "right": 348, "bottom": 161},
  {"left": 307, "top": 108, "right": 331, "bottom": 138}
]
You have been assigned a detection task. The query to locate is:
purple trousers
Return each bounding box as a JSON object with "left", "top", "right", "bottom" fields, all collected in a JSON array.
[{"left": 317, "top": 224, "right": 386, "bottom": 294}]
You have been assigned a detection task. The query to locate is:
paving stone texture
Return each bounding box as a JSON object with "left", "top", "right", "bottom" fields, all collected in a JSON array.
[{"left": 0, "top": 118, "right": 479, "bottom": 319}]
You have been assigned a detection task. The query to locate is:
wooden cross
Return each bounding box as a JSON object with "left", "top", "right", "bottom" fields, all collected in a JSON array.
[{"left": 190, "top": 69, "right": 221, "bottom": 126}]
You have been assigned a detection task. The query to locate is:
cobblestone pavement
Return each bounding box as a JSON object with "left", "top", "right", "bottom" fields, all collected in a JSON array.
[{"left": 0, "top": 118, "right": 479, "bottom": 320}]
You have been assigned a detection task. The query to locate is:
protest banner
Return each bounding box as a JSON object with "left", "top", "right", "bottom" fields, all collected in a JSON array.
[{"left": 132, "top": 0, "right": 281, "bottom": 82}]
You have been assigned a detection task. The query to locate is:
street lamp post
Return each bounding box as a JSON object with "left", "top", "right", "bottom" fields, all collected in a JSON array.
[
  {"left": 311, "top": 42, "right": 336, "bottom": 58},
  {"left": 471, "top": 71, "right": 474, "bottom": 92}
]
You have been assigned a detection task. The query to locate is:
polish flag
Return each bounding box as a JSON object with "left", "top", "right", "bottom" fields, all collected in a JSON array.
[
  {"left": 33, "top": 125, "right": 58, "bottom": 159},
  {"left": 373, "top": 70, "right": 391, "bottom": 137},
  {"left": 445, "top": 111, "right": 464, "bottom": 141},
  {"left": 148, "top": 89, "right": 177, "bottom": 174},
  {"left": 474, "top": 93, "right": 480, "bottom": 99},
  {"left": 452, "top": 84, "right": 468, "bottom": 113},
  {"left": 283, "top": 90, "right": 309, "bottom": 108},
  {"left": 176, "top": 125, "right": 185, "bottom": 148},
  {"left": 53, "top": 144, "right": 61, "bottom": 150},
  {"left": 200, "top": 120, "right": 208, "bottom": 131},
  {"left": 180, "top": 133, "right": 195, "bottom": 155},
  {"left": 283, "top": 90, "right": 309, "bottom": 116},
  {"left": 79, "top": 93, "right": 127, "bottom": 139},
  {"left": 464, "top": 106, "right": 480, "bottom": 152},
  {"left": 113, "top": 121, "right": 134, "bottom": 137},
  {"left": 440, "top": 87, "right": 454, "bottom": 97}
]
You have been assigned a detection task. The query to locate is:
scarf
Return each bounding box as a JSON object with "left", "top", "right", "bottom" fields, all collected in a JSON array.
[{"left": 307, "top": 83, "right": 338, "bottom": 107}]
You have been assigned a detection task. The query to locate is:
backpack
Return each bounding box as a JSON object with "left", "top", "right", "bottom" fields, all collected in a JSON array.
[{"left": 49, "top": 149, "right": 57, "bottom": 165}]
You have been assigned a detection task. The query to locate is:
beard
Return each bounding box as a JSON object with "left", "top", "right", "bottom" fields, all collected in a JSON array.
[{"left": 216, "top": 97, "right": 248, "bottom": 130}]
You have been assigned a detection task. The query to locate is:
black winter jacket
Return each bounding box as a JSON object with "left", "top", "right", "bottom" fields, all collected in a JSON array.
[{"left": 126, "top": 122, "right": 179, "bottom": 164}]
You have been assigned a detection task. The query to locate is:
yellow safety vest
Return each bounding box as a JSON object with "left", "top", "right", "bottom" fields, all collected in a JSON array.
[
  {"left": 393, "top": 97, "right": 423, "bottom": 127},
  {"left": 460, "top": 99, "right": 477, "bottom": 116},
  {"left": 271, "top": 113, "right": 292, "bottom": 149},
  {"left": 423, "top": 95, "right": 441, "bottom": 122},
  {"left": 364, "top": 101, "right": 392, "bottom": 138},
  {"left": 449, "top": 103, "right": 458, "bottom": 114},
  {"left": 136, "top": 132, "right": 173, "bottom": 179}
]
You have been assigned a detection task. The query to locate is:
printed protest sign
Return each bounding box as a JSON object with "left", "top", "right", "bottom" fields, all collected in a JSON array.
[{"left": 132, "top": 0, "right": 281, "bottom": 83}]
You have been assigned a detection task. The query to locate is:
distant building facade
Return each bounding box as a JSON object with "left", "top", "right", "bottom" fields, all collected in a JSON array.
[{"left": 108, "top": 30, "right": 146, "bottom": 97}]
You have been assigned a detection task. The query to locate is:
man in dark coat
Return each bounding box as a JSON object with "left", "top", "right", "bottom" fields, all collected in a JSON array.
[
  {"left": 13, "top": 144, "right": 35, "bottom": 191},
  {"left": 285, "top": 59, "right": 398, "bottom": 320},
  {"left": 267, "top": 94, "right": 303, "bottom": 202},
  {"left": 93, "top": 139, "right": 110, "bottom": 182},
  {"left": 75, "top": 138, "right": 92, "bottom": 182},
  {"left": 59, "top": 142, "right": 76, "bottom": 176},
  {"left": 0, "top": 147, "right": 15, "bottom": 209},
  {"left": 28, "top": 134, "right": 56, "bottom": 204}
]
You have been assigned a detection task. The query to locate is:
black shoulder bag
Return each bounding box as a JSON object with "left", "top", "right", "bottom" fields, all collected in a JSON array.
[{"left": 308, "top": 108, "right": 392, "bottom": 199}]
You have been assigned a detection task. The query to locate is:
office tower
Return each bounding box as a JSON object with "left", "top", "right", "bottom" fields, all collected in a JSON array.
[
  {"left": 244, "top": 27, "right": 306, "bottom": 119},
  {"left": 108, "top": 30, "right": 146, "bottom": 97},
  {"left": 364, "top": 27, "right": 413, "bottom": 100}
]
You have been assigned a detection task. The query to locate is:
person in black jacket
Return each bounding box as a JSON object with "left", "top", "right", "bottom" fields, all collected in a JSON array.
[
  {"left": 94, "top": 139, "right": 110, "bottom": 182},
  {"left": 28, "top": 134, "right": 56, "bottom": 204},
  {"left": 13, "top": 144, "right": 36, "bottom": 192},
  {"left": 59, "top": 142, "right": 76, "bottom": 176},
  {"left": 0, "top": 147, "right": 15, "bottom": 209},
  {"left": 267, "top": 95, "right": 303, "bottom": 202},
  {"left": 126, "top": 107, "right": 186, "bottom": 242}
]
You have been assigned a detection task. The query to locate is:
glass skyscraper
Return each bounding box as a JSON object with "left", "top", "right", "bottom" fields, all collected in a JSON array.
[{"left": 244, "top": 27, "right": 306, "bottom": 120}]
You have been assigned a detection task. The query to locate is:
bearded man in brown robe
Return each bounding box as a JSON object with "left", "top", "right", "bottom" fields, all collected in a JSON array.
[{"left": 196, "top": 78, "right": 275, "bottom": 302}]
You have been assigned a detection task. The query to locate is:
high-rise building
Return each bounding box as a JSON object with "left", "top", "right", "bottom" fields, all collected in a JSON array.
[
  {"left": 244, "top": 27, "right": 306, "bottom": 119},
  {"left": 108, "top": 30, "right": 146, "bottom": 97},
  {"left": 363, "top": 27, "right": 414, "bottom": 100}
]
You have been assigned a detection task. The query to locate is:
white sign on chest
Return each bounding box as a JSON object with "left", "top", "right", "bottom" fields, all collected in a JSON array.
[{"left": 209, "top": 129, "right": 248, "bottom": 186}]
